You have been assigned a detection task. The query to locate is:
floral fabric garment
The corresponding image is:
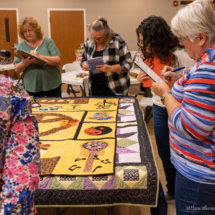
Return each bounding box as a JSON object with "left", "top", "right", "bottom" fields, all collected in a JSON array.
[{"left": 0, "top": 75, "right": 40, "bottom": 215}]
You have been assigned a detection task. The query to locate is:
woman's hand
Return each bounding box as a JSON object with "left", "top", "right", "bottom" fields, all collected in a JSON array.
[
  {"left": 82, "top": 61, "right": 90, "bottom": 71},
  {"left": 14, "top": 56, "right": 37, "bottom": 73},
  {"left": 96, "top": 64, "right": 111, "bottom": 72},
  {"left": 162, "top": 66, "right": 181, "bottom": 85},
  {"left": 30, "top": 50, "right": 41, "bottom": 58},
  {"left": 22, "top": 56, "right": 37, "bottom": 66},
  {"left": 80, "top": 73, "right": 89, "bottom": 78},
  {"left": 137, "top": 70, "right": 150, "bottom": 83},
  {"left": 151, "top": 81, "right": 170, "bottom": 97},
  {"left": 30, "top": 50, "right": 61, "bottom": 66}
]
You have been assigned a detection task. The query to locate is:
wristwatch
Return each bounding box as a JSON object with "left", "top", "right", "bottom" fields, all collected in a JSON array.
[{"left": 160, "top": 92, "right": 171, "bottom": 104}]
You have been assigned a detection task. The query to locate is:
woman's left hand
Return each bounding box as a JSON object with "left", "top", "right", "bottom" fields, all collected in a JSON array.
[
  {"left": 151, "top": 81, "right": 171, "bottom": 97},
  {"left": 96, "top": 64, "right": 111, "bottom": 72},
  {"left": 30, "top": 50, "right": 41, "bottom": 58}
]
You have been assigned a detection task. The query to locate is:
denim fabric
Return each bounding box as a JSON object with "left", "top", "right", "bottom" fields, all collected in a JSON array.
[
  {"left": 152, "top": 104, "right": 176, "bottom": 196},
  {"left": 175, "top": 171, "right": 215, "bottom": 215},
  {"left": 151, "top": 182, "right": 167, "bottom": 215}
]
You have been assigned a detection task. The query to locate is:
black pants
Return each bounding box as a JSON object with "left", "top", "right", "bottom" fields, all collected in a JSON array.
[
  {"left": 91, "top": 86, "right": 116, "bottom": 96},
  {"left": 27, "top": 85, "right": 62, "bottom": 98},
  {"left": 151, "top": 182, "right": 167, "bottom": 215}
]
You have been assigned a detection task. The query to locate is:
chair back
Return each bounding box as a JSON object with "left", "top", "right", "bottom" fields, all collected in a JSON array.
[
  {"left": 130, "top": 51, "right": 141, "bottom": 71},
  {"left": 83, "top": 76, "right": 89, "bottom": 95},
  {"left": 62, "top": 63, "right": 82, "bottom": 73},
  {"left": 130, "top": 51, "right": 138, "bottom": 61}
]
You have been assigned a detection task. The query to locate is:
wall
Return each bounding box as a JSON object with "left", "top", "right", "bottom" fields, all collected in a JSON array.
[{"left": 0, "top": 0, "right": 185, "bottom": 51}]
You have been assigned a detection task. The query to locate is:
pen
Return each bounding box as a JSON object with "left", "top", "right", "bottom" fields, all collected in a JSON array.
[
  {"left": 34, "top": 47, "right": 38, "bottom": 51},
  {"left": 161, "top": 66, "right": 185, "bottom": 76}
]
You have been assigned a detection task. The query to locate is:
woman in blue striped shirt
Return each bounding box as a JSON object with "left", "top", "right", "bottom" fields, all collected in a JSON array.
[{"left": 152, "top": 0, "right": 215, "bottom": 214}]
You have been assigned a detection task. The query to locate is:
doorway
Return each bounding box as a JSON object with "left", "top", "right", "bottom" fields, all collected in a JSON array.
[
  {"left": 48, "top": 9, "right": 86, "bottom": 72},
  {"left": 0, "top": 8, "right": 19, "bottom": 78}
]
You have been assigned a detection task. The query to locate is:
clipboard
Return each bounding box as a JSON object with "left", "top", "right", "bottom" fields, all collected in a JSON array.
[
  {"left": 15, "top": 50, "right": 48, "bottom": 66},
  {"left": 87, "top": 57, "right": 104, "bottom": 74},
  {"left": 134, "top": 56, "right": 164, "bottom": 83}
]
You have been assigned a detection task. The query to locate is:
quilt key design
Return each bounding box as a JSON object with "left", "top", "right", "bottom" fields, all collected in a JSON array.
[{"left": 33, "top": 98, "right": 119, "bottom": 176}]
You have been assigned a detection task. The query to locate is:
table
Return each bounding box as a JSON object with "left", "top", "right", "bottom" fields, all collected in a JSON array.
[
  {"left": 61, "top": 68, "right": 140, "bottom": 88},
  {"left": 0, "top": 63, "right": 14, "bottom": 76},
  {"left": 34, "top": 97, "right": 159, "bottom": 213}
]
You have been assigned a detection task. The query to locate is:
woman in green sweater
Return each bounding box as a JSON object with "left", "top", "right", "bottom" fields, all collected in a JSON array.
[{"left": 14, "top": 16, "right": 62, "bottom": 97}]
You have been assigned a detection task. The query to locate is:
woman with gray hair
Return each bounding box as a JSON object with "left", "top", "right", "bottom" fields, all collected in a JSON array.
[
  {"left": 81, "top": 17, "right": 132, "bottom": 96},
  {"left": 151, "top": 0, "right": 215, "bottom": 214}
]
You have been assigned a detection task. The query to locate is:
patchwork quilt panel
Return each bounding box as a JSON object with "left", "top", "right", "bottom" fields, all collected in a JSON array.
[
  {"left": 33, "top": 98, "right": 118, "bottom": 176},
  {"left": 33, "top": 97, "right": 159, "bottom": 207}
]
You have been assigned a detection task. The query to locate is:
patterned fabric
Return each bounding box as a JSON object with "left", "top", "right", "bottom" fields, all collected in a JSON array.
[
  {"left": 59, "top": 176, "right": 76, "bottom": 181},
  {"left": 123, "top": 169, "right": 139, "bottom": 181},
  {"left": 92, "top": 176, "right": 108, "bottom": 181},
  {"left": 170, "top": 45, "right": 215, "bottom": 184},
  {"left": 35, "top": 98, "right": 158, "bottom": 207},
  {"left": 80, "top": 34, "right": 133, "bottom": 96},
  {"left": 34, "top": 98, "right": 119, "bottom": 176},
  {"left": 40, "top": 157, "right": 61, "bottom": 175},
  {"left": 0, "top": 75, "right": 40, "bottom": 214}
]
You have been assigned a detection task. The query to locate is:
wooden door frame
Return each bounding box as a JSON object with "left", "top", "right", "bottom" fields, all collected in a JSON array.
[
  {"left": 47, "top": 8, "right": 86, "bottom": 41},
  {"left": 0, "top": 8, "right": 20, "bottom": 42}
]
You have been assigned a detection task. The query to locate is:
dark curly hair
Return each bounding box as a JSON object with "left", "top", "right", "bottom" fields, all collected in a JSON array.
[{"left": 136, "top": 15, "right": 183, "bottom": 68}]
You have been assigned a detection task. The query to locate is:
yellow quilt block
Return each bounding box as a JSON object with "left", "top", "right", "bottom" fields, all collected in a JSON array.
[
  {"left": 86, "top": 98, "right": 119, "bottom": 111},
  {"left": 78, "top": 122, "right": 116, "bottom": 140},
  {"left": 84, "top": 111, "right": 117, "bottom": 123},
  {"left": 34, "top": 111, "right": 85, "bottom": 140},
  {"left": 41, "top": 139, "right": 116, "bottom": 176}
]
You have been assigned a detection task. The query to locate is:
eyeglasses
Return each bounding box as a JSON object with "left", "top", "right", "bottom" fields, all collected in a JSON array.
[
  {"left": 178, "top": 37, "right": 188, "bottom": 44},
  {"left": 92, "top": 37, "right": 105, "bottom": 41},
  {"left": 23, "top": 29, "right": 33, "bottom": 34},
  {"left": 137, "top": 37, "right": 143, "bottom": 45}
]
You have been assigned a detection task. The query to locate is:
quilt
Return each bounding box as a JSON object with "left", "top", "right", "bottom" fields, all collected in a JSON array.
[
  {"left": 34, "top": 97, "right": 159, "bottom": 207},
  {"left": 33, "top": 98, "right": 119, "bottom": 176}
]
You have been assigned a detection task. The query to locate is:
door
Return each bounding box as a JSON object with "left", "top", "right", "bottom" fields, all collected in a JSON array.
[
  {"left": 49, "top": 10, "right": 85, "bottom": 72},
  {"left": 0, "top": 10, "right": 18, "bottom": 78}
]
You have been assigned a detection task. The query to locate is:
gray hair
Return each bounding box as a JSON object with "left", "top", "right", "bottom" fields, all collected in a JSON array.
[
  {"left": 171, "top": 0, "right": 215, "bottom": 43},
  {"left": 89, "top": 17, "right": 115, "bottom": 45}
]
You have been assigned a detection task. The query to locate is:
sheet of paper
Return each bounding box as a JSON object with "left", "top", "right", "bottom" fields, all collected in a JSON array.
[
  {"left": 87, "top": 57, "right": 104, "bottom": 74},
  {"left": 72, "top": 78, "right": 83, "bottom": 80},
  {"left": 134, "top": 56, "right": 164, "bottom": 83}
]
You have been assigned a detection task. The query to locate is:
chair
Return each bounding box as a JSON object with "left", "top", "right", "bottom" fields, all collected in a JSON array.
[
  {"left": 139, "top": 88, "right": 153, "bottom": 124},
  {"left": 139, "top": 97, "right": 153, "bottom": 124},
  {"left": 130, "top": 51, "right": 139, "bottom": 60},
  {"left": 128, "top": 84, "right": 145, "bottom": 98},
  {"left": 62, "top": 63, "right": 82, "bottom": 73},
  {"left": 61, "top": 92, "right": 70, "bottom": 97},
  {"left": 62, "top": 63, "right": 83, "bottom": 97},
  {"left": 128, "top": 51, "right": 145, "bottom": 97},
  {"left": 83, "top": 76, "right": 89, "bottom": 96}
]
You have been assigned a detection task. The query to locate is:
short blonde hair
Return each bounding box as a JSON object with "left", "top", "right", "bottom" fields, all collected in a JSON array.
[
  {"left": 89, "top": 17, "right": 115, "bottom": 46},
  {"left": 18, "top": 16, "right": 44, "bottom": 40},
  {"left": 171, "top": 0, "right": 215, "bottom": 43}
]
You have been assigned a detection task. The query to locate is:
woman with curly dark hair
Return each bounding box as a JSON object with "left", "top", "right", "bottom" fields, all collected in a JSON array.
[{"left": 136, "top": 16, "right": 195, "bottom": 205}]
